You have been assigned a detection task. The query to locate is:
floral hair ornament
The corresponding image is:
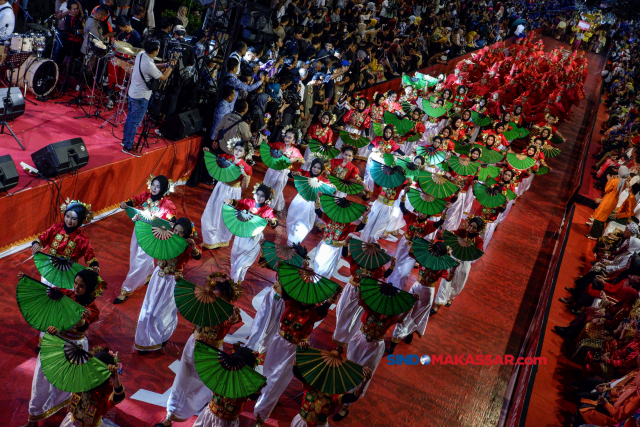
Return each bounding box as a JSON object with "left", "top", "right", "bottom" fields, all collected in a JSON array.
[
  {"left": 60, "top": 198, "right": 95, "bottom": 224},
  {"left": 90, "top": 346, "right": 123, "bottom": 374},
  {"left": 627, "top": 221, "right": 640, "bottom": 236},
  {"left": 320, "top": 111, "right": 337, "bottom": 125},
  {"left": 147, "top": 174, "right": 175, "bottom": 197},
  {"left": 92, "top": 276, "right": 107, "bottom": 298},
  {"left": 252, "top": 182, "right": 274, "bottom": 203},
  {"left": 544, "top": 113, "right": 559, "bottom": 124}
]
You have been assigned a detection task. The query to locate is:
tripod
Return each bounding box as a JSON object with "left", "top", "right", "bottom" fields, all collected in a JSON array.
[
  {"left": 2, "top": 52, "right": 32, "bottom": 150},
  {"left": 58, "top": 51, "right": 94, "bottom": 108},
  {"left": 74, "top": 53, "right": 113, "bottom": 123}
]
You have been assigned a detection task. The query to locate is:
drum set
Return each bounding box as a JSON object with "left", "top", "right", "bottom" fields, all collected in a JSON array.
[{"left": 1, "top": 23, "right": 60, "bottom": 98}]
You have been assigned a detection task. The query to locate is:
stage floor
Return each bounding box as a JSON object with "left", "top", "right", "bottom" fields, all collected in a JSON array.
[{"left": 1, "top": 37, "right": 604, "bottom": 427}]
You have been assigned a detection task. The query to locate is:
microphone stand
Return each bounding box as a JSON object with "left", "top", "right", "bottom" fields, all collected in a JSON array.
[{"left": 13, "top": 0, "right": 34, "bottom": 33}]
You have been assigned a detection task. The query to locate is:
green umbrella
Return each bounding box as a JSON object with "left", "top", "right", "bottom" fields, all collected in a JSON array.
[
  {"left": 348, "top": 238, "right": 391, "bottom": 269},
  {"left": 417, "top": 171, "right": 458, "bottom": 198},
  {"left": 412, "top": 239, "right": 459, "bottom": 271},
  {"left": 359, "top": 278, "right": 416, "bottom": 316},
  {"left": 204, "top": 151, "right": 242, "bottom": 183},
  {"left": 294, "top": 175, "right": 335, "bottom": 202},
  {"left": 278, "top": 263, "right": 340, "bottom": 305},
  {"left": 296, "top": 346, "right": 365, "bottom": 394},
  {"left": 33, "top": 253, "right": 85, "bottom": 290},
  {"left": 407, "top": 188, "right": 447, "bottom": 215},
  {"left": 174, "top": 278, "right": 235, "bottom": 327},
  {"left": 135, "top": 220, "right": 188, "bottom": 260},
  {"left": 442, "top": 230, "right": 484, "bottom": 262},
  {"left": 260, "top": 142, "right": 292, "bottom": 171},
  {"left": 320, "top": 194, "right": 367, "bottom": 224},
  {"left": 221, "top": 204, "right": 268, "bottom": 238}
]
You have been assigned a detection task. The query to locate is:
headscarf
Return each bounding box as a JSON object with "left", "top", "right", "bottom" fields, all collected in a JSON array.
[
  {"left": 383, "top": 125, "right": 394, "bottom": 141},
  {"left": 150, "top": 175, "right": 169, "bottom": 202},
  {"left": 309, "top": 158, "right": 325, "bottom": 178},
  {"left": 75, "top": 269, "right": 100, "bottom": 306},
  {"left": 468, "top": 217, "right": 485, "bottom": 235},
  {"left": 630, "top": 236, "right": 640, "bottom": 255},
  {"left": 254, "top": 93, "right": 269, "bottom": 111},
  {"left": 176, "top": 6, "right": 189, "bottom": 28},
  {"left": 255, "top": 184, "right": 273, "bottom": 204},
  {"left": 618, "top": 166, "right": 630, "bottom": 193},
  {"left": 320, "top": 112, "right": 332, "bottom": 128},
  {"left": 627, "top": 221, "right": 640, "bottom": 237},
  {"left": 174, "top": 217, "right": 194, "bottom": 239},
  {"left": 63, "top": 203, "right": 88, "bottom": 233}
]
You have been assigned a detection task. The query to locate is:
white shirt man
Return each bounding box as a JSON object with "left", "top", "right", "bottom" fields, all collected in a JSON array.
[{"left": 0, "top": 0, "right": 15, "bottom": 38}]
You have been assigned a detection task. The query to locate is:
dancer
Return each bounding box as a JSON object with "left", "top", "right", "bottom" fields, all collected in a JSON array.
[
  {"left": 287, "top": 158, "right": 332, "bottom": 245},
  {"left": 248, "top": 244, "right": 309, "bottom": 357},
  {"left": 360, "top": 179, "right": 408, "bottom": 244},
  {"left": 433, "top": 217, "right": 485, "bottom": 313},
  {"left": 362, "top": 125, "right": 405, "bottom": 200},
  {"left": 335, "top": 96, "right": 372, "bottom": 158},
  {"left": 20, "top": 269, "right": 102, "bottom": 426},
  {"left": 115, "top": 175, "right": 177, "bottom": 304},
  {"left": 156, "top": 276, "right": 240, "bottom": 427},
  {"left": 253, "top": 287, "right": 340, "bottom": 424},
  {"left": 332, "top": 235, "right": 395, "bottom": 351},
  {"left": 387, "top": 242, "right": 454, "bottom": 353},
  {"left": 303, "top": 112, "right": 335, "bottom": 169},
  {"left": 328, "top": 145, "right": 363, "bottom": 198},
  {"left": 59, "top": 349, "right": 125, "bottom": 427},
  {"left": 201, "top": 140, "right": 253, "bottom": 249},
  {"left": 134, "top": 218, "right": 201, "bottom": 354},
  {"left": 263, "top": 128, "right": 305, "bottom": 212}
]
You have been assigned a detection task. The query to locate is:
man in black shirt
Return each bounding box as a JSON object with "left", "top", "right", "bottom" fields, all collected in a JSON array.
[
  {"left": 150, "top": 18, "right": 172, "bottom": 60},
  {"left": 162, "top": 24, "right": 196, "bottom": 117},
  {"left": 130, "top": 4, "right": 146, "bottom": 36}
]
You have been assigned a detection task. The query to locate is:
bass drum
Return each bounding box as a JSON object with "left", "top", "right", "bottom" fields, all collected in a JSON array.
[{"left": 12, "top": 56, "right": 58, "bottom": 96}]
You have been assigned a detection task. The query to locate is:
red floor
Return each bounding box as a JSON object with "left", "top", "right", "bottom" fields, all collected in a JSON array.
[
  {"left": 0, "top": 38, "right": 605, "bottom": 427},
  {"left": 525, "top": 66, "right": 610, "bottom": 427}
]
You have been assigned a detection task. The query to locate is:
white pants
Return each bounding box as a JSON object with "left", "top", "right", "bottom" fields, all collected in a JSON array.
[
  {"left": 134, "top": 267, "right": 178, "bottom": 351},
  {"left": 385, "top": 191, "right": 407, "bottom": 234},
  {"left": 332, "top": 284, "right": 363, "bottom": 346},
  {"left": 392, "top": 283, "right": 434, "bottom": 340},
  {"left": 263, "top": 168, "right": 290, "bottom": 212},
  {"left": 193, "top": 405, "right": 239, "bottom": 427},
  {"left": 286, "top": 194, "right": 317, "bottom": 245},
  {"left": 246, "top": 287, "right": 285, "bottom": 355},
  {"left": 443, "top": 193, "right": 465, "bottom": 231},
  {"left": 201, "top": 183, "right": 242, "bottom": 249},
  {"left": 29, "top": 337, "right": 88, "bottom": 421},
  {"left": 229, "top": 233, "right": 263, "bottom": 283},
  {"left": 461, "top": 189, "right": 475, "bottom": 220},
  {"left": 313, "top": 241, "right": 343, "bottom": 279},
  {"left": 166, "top": 335, "right": 213, "bottom": 421},
  {"left": 121, "top": 231, "right": 155, "bottom": 295},
  {"left": 291, "top": 413, "right": 328, "bottom": 427},
  {"left": 386, "top": 236, "right": 413, "bottom": 290},
  {"left": 253, "top": 334, "right": 297, "bottom": 420},
  {"left": 434, "top": 261, "right": 472, "bottom": 306},
  {"left": 482, "top": 221, "right": 498, "bottom": 249},
  {"left": 60, "top": 411, "right": 119, "bottom": 427},
  {"left": 359, "top": 201, "right": 393, "bottom": 243},
  {"left": 345, "top": 330, "right": 386, "bottom": 399}
]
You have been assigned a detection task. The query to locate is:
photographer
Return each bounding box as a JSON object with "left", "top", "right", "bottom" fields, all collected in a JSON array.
[
  {"left": 121, "top": 38, "right": 175, "bottom": 157},
  {"left": 212, "top": 99, "right": 252, "bottom": 156},
  {"left": 162, "top": 25, "right": 196, "bottom": 118}
]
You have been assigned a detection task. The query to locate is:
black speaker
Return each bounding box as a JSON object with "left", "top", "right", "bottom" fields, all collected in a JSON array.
[
  {"left": 162, "top": 109, "right": 203, "bottom": 141},
  {"left": 0, "top": 154, "right": 18, "bottom": 192},
  {"left": 31, "top": 138, "right": 89, "bottom": 178},
  {"left": 0, "top": 87, "right": 25, "bottom": 121}
]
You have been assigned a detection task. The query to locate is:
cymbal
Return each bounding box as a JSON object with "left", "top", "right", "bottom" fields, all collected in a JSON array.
[
  {"left": 114, "top": 40, "right": 133, "bottom": 49},
  {"left": 116, "top": 45, "right": 137, "bottom": 55},
  {"left": 131, "top": 47, "right": 144, "bottom": 55},
  {"left": 28, "top": 23, "right": 49, "bottom": 32}
]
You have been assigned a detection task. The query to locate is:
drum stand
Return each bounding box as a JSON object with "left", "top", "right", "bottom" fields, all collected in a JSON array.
[
  {"left": 75, "top": 54, "right": 113, "bottom": 123},
  {"left": 58, "top": 52, "right": 94, "bottom": 108},
  {"left": 2, "top": 52, "right": 32, "bottom": 150},
  {"left": 100, "top": 62, "right": 132, "bottom": 129}
]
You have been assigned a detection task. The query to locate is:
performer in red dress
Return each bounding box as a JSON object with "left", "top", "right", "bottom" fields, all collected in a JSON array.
[{"left": 303, "top": 111, "right": 336, "bottom": 169}]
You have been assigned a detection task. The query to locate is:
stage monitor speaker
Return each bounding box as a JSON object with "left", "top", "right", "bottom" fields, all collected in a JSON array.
[
  {"left": 31, "top": 138, "right": 89, "bottom": 178},
  {"left": 0, "top": 154, "right": 18, "bottom": 192},
  {"left": 162, "top": 109, "right": 203, "bottom": 141},
  {"left": 0, "top": 87, "right": 25, "bottom": 121}
]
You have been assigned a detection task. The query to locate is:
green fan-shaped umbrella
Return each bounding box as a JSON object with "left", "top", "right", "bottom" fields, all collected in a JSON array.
[
  {"left": 339, "top": 130, "right": 370, "bottom": 148},
  {"left": 382, "top": 153, "right": 396, "bottom": 167},
  {"left": 443, "top": 230, "right": 485, "bottom": 262},
  {"left": 418, "top": 73, "right": 439, "bottom": 87},
  {"left": 194, "top": 341, "right": 266, "bottom": 399},
  {"left": 502, "top": 128, "right": 522, "bottom": 141},
  {"left": 540, "top": 145, "right": 561, "bottom": 158},
  {"left": 422, "top": 99, "right": 448, "bottom": 118},
  {"left": 417, "top": 171, "right": 458, "bottom": 198},
  {"left": 328, "top": 175, "right": 364, "bottom": 195},
  {"left": 348, "top": 238, "right": 391, "bottom": 269},
  {"left": 261, "top": 241, "right": 305, "bottom": 270},
  {"left": 370, "top": 160, "right": 406, "bottom": 188},
  {"left": 477, "top": 164, "right": 501, "bottom": 181},
  {"left": 473, "top": 183, "right": 507, "bottom": 208},
  {"left": 372, "top": 122, "right": 384, "bottom": 137},
  {"left": 278, "top": 263, "right": 340, "bottom": 304},
  {"left": 260, "top": 142, "right": 292, "bottom": 171},
  {"left": 34, "top": 253, "right": 85, "bottom": 290},
  {"left": 174, "top": 278, "right": 234, "bottom": 327},
  {"left": 550, "top": 135, "right": 563, "bottom": 144},
  {"left": 395, "top": 158, "right": 421, "bottom": 180},
  {"left": 508, "top": 122, "right": 529, "bottom": 139},
  {"left": 222, "top": 204, "right": 268, "bottom": 238},
  {"left": 319, "top": 195, "right": 367, "bottom": 224},
  {"left": 204, "top": 151, "right": 241, "bottom": 183},
  {"left": 454, "top": 141, "right": 472, "bottom": 156},
  {"left": 135, "top": 220, "right": 188, "bottom": 260},
  {"left": 407, "top": 188, "right": 447, "bottom": 215},
  {"left": 485, "top": 178, "right": 517, "bottom": 200},
  {"left": 535, "top": 166, "right": 550, "bottom": 175},
  {"left": 506, "top": 153, "right": 536, "bottom": 171},
  {"left": 308, "top": 139, "right": 340, "bottom": 160},
  {"left": 383, "top": 112, "right": 414, "bottom": 136},
  {"left": 296, "top": 346, "right": 365, "bottom": 395},
  {"left": 411, "top": 239, "right": 459, "bottom": 271},
  {"left": 402, "top": 74, "right": 426, "bottom": 90},
  {"left": 416, "top": 146, "right": 447, "bottom": 166},
  {"left": 40, "top": 333, "right": 111, "bottom": 393},
  {"left": 125, "top": 206, "right": 173, "bottom": 229},
  {"left": 449, "top": 155, "right": 479, "bottom": 176},
  {"left": 471, "top": 111, "right": 492, "bottom": 126},
  {"left": 359, "top": 278, "right": 417, "bottom": 316},
  {"left": 476, "top": 146, "right": 504, "bottom": 164},
  {"left": 405, "top": 131, "right": 422, "bottom": 143},
  {"left": 294, "top": 175, "right": 335, "bottom": 202},
  {"left": 401, "top": 101, "right": 414, "bottom": 115},
  {"left": 17, "top": 275, "right": 85, "bottom": 332}
]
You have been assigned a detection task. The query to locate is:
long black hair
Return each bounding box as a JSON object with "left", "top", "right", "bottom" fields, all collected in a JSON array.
[{"left": 75, "top": 269, "right": 100, "bottom": 306}]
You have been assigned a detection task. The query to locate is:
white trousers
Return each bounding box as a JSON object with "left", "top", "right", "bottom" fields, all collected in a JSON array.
[
  {"left": 312, "top": 241, "right": 343, "bottom": 279},
  {"left": 245, "top": 287, "right": 285, "bottom": 355},
  {"left": 345, "top": 330, "right": 386, "bottom": 399},
  {"left": 359, "top": 201, "right": 393, "bottom": 243},
  {"left": 121, "top": 231, "right": 155, "bottom": 295},
  {"left": 332, "top": 284, "right": 363, "bottom": 346},
  {"left": 286, "top": 194, "right": 317, "bottom": 245},
  {"left": 434, "top": 261, "right": 472, "bottom": 306},
  {"left": 386, "top": 236, "right": 413, "bottom": 290},
  {"left": 229, "top": 233, "right": 263, "bottom": 284},
  {"left": 193, "top": 406, "right": 240, "bottom": 427},
  {"left": 263, "top": 168, "right": 290, "bottom": 212},
  {"left": 201, "top": 183, "right": 242, "bottom": 249},
  {"left": 392, "top": 283, "right": 434, "bottom": 340},
  {"left": 134, "top": 266, "right": 178, "bottom": 351}
]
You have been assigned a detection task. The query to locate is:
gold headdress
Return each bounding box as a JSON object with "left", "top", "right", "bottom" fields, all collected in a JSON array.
[
  {"left": 147, "top": 174, "right": 175, "bottom": 197},
  {"left": 60, "top": 198, "right": 95, "bottom": 224}
]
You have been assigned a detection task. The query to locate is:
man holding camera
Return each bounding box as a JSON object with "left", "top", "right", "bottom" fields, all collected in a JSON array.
[
  {"left": 122, "top": 39, "right": 176, "bottom": 157},
  {"left": 162, "top": 25, "right": 196, "bottom": 118}
]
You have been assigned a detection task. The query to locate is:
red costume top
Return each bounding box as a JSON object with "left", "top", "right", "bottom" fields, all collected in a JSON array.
[
  {"left": 404, "top": 215, "right": 439, "bottom": 243},
  {"left": 269, "top": 142, "right": 304, "bottom": 167},
  {"left": 220, "top": 154, "right": 253, "bottom": 188},
  {"left": 376, "top": 182, "right": 408, "bottom": 206},
  {"left": 194, "top": 309, "right": 241, "bottom": 347},
  {"left": 329, "top": 159, "right": 360, "bottom": 181},
  {"left": 58, "top": 288, "right": 100, "bottom": 340},
  {"left": 236, "top": 199, "right": 276, "bottom": 221},
  {"left": 68, "top": 383, "right": 125, "bottom": 427},
  {"left": 299, "top": 170, "right": 329, "bottom": 182},
  {"left": 417, "top": 265, "right": 451, "bottom": 286},
  {"left": 279, "top": 299, "right": 329, "bottom": 344},
  {"left": 370, "top": 136, "right": 401, "bottom": 153},
  {"left": 307, "top": 123, "right": 334, "bottom": 145},
  {"left": 128, "top": 192, "right": 177, "bottom": 221},
  {"left": 359, "top": 305, "right": 398, "bottom": 341},
  {"left": 343, "top": 108, "right": 372, "bottom": 130},
  {"left": 370, "top": 104, "right": 385, "bottom": 123},
  {"left": 299, "top": 386, "right": 347, "bottom": 425},
  {"left": 157, "top": 244, "right": 202, "bottom": 278},
  {"left": 345, "top": 254, "right": 386, "bottom": 286},
  {"left": 318, "top": 213, "right": 359, "bottom": 246},
  {"left": 469, "top": 81, "right": 492, "bottom": 99},
  {"left": 208, "top": 393, "right": 252, "bottom": 421},
  {"left": 451, "top": 228, "right": 484, "bottom": 251},
  {"left": 36, "top": 223, "right": 98, "bottom": 266}
]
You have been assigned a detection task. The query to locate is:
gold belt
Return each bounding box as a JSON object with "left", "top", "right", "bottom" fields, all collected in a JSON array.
[
  {"left": 377, "top": 195, "right": 395, "bottom": 206},
  {"left": 348, "top": 277, "right": 360, "bottom": 287},
  {"left": 324, "top": 239, "right": 344, "bottom": 247},
  {"left": 279, "top": 330, "right": 309, "bottom": 345}
]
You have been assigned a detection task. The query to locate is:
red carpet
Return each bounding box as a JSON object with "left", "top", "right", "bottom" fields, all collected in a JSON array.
[{"left": 1, "top": 37, "right": 604, "bottom": 427}]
